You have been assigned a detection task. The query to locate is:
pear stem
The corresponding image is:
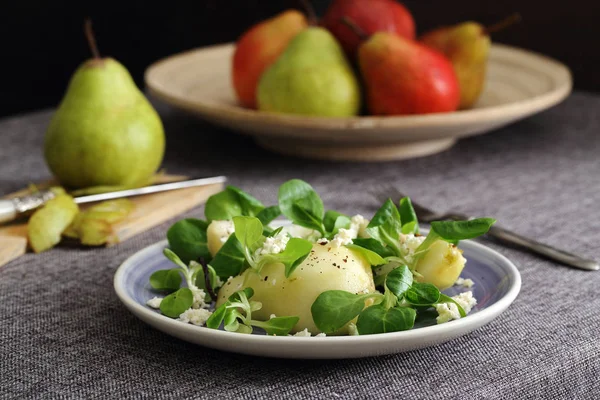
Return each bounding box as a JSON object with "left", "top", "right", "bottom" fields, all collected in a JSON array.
[
  {"left": 340, "top": 17, "right": 368, "bottom": 41},
  {"left": 84, "top": 18, "right": 101, "bottom": 59},
  {"left": 298, "top": 0, "right": 318, "bottom": 26},
  {"left": 485, "top": 13, "right": 522, "bottom": 35}
]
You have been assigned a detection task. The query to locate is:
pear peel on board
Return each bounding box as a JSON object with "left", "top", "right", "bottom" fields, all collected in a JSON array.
[
  {"left": 63, "top": 199, "right": 135, "bottom": 246},
  {"left": 0, "top": 175, "right": 225, "bottom": 267},
  {"left": 28, "top": 193, "right": 79, "bottom": 253}
]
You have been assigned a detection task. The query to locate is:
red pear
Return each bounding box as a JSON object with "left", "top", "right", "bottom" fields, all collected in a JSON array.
[
  {"left": 356, "top": 32, "right": 460, "bottom": 115},
  {"left": 321, "top": 0, "right": 415, "bottom": 57}
]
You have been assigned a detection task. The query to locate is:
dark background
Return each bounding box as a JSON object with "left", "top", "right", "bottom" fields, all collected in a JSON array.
[{"left": 1, "top": 0, "right": 598, "bottom": 118}]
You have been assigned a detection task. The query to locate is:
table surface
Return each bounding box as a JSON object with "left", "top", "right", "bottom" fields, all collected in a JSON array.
[{"left": 1, "top": 92, "right": 599, "bottom": 399}]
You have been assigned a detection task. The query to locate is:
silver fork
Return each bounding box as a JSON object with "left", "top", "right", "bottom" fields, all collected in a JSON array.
[{"left": 375, "top": 187, "right": 599, "bottom": 271}]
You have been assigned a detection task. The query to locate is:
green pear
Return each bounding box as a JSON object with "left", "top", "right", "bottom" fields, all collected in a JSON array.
[
  {"left": 257, "top": 27, "right": 361, "bottom": 117},
  {"left": 45, "top": 22, "right": 165, "bottom": 189}
]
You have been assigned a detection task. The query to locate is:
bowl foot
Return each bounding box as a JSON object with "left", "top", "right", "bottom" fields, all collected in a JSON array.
[{"left": 255, "top": 137, "right": 456, "bottom": 162}]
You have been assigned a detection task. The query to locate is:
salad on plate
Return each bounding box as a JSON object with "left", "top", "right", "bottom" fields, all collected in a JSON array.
[{"left": 146, "top": 179, "right": 495, "bottom": 337}]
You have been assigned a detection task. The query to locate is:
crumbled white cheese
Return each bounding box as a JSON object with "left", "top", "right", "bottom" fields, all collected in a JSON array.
[
  {"left": 350, "top": 214, "right": 370, "bottom": 238},
  {"left": 288, "top": 328, "right": 327, "bottom": 337},
  {"left": 178, "top": 308, "right": 212, "bottom": 326},
  {"left": 292, "top": 328, "right": 312, "bottom": 337},
  {"left": 455, "top": 277, "right": 474, "bottom": 288},
  {"left": 331, "top": 228, "right": 356, "bottom": 248},
  {"left": 398, "top": 234, "right": 426, "bottom": 264},
  {"left": 189, "top": 284, "right": 209, "bottom": 309},
  {"left": 213, "top": 275, "right": 224, "bottom": 288},
  {"left": 435, "top": 303, "right": 462, "bottom": 324},
  {"left": 402, "top": 234, "right": 425, "bottom": 251},
  {"left": 452, "top": 291, "right": 477, "bottom": 314},
  {"left": 435, "top": 291, "right": 477, "bottom": 324},
  {"left": 255, "top": 231, "right": 290, "bottom": 256},
  {"left": 269, "top": 314, "right": 277, "bottom": 320},
  {"left": 146, "top": 297, "right": 163, "bottom": 309},
  {"left": 348, "top": 323, "right": 359, "bottom": 336},
  {"left": 330, "top": 214, "right": 370, "bottom": 247}
]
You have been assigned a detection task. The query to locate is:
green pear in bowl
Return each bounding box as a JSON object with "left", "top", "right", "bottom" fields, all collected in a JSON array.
[
  {"left": 257, "top": 27, "right": 361, "bottom": 117},
  {"left": 45, "top": 21, "right": 165, "bottom": 189}
]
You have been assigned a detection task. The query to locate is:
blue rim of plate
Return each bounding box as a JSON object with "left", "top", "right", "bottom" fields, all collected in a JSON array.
[{"left": 114, "top": 237, "right": 521, "bottom": 345}]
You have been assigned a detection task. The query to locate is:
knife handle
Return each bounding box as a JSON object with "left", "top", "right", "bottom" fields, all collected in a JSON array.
[
  {"left": 487, "top": 225, "right": 599, "bottom": 271},
  {"left": 0, "top": 200, "right": 17, "bottom": 224},
  {"left": 0, "top": 190, "right": 56, "bottom": 225}
]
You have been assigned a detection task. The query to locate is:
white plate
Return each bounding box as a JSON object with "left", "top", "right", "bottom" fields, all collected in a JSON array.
[
  {"left": 114, "top": 237, "right": 521, "bottom": 359},
  {"left": 145, "top": 43, "right": 571, "bottom": 161}
]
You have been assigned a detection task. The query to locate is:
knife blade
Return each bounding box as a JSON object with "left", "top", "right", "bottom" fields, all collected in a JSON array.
[{"left": 0, "top": 176, "right": 227, "bottom": 225}]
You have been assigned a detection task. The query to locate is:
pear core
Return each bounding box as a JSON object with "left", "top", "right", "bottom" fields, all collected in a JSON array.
[{"left": 45, "top": 58, "right": 165, "bottom": 189}]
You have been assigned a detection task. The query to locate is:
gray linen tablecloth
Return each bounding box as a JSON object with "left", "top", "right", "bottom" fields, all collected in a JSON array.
[{"left": 1, "top": 92, "right": 599, "bottom": 399}]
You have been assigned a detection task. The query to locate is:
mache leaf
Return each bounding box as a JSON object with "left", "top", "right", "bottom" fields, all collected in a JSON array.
[
  {"left": 311, "top": 290, "right": 376, "bottom": 333},
  {"left": 405, "top": 282, "right": 441, "bottom": 306},
  {"left": 256, "top": 205, "right": 281, "bottom": 226},
  {"left": 209, "top": 235, "right": 247, "bottom": 278},
  {"left": 253, "top": 316, "right": 300, "bottom": 336},
  {"left": 206, "top": 302, "right": 228, "bottom": 329},
  {"left": 226, "top": 185, "right": 265, "bottom": 217},
  {"left": 323, "top": 210, "right": 346, "bottom": 233},
  {"left": 166, "top": 218, "right": 210, "bottom": 264},
  {"left": 430, "top": 218, "right": 496, "bottom": 241},
  {"left": 367, "top": 199, "right": 402, "bottom": 245},
  {"left": 399, "top": 197, "right": 419, "bottom": 234},
  {"left": 385, "top": 265, "right": 413, "bottom": 299},
  {"left": 356, "top": 304, "right": 416, "bottom": 335},
  {"left": 204, "top": 190, "right": 244, "bottom": 222},
  {"left": 159, "top": 288, "right": 193, "bottom": 318},
  {"left": 233, "top": 216, "right": 264, "bottom": 250},
  {"left": 149, "top": 269, "right": 182, "bottom": 292},
  {"left": 351, "top": 238, "right": 396, "bottom": 258},
  {"left": 259, "top": 238, "right": 313, "bottom": 277},
  {"left": 346, "top": 244, "right": 386, "bottom": 266},
  {"left": 278, "top": 179, "right": 326, "bottom": 234}
]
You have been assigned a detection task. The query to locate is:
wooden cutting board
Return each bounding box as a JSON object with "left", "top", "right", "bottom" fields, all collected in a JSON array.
[{"left": 0, "top": 175, "right": 224, "bottom": 268}]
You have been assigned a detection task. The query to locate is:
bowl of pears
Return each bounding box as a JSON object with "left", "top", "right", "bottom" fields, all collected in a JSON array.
[{"left": 145, "top": 0, "right": 572, "bottom": 161}]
